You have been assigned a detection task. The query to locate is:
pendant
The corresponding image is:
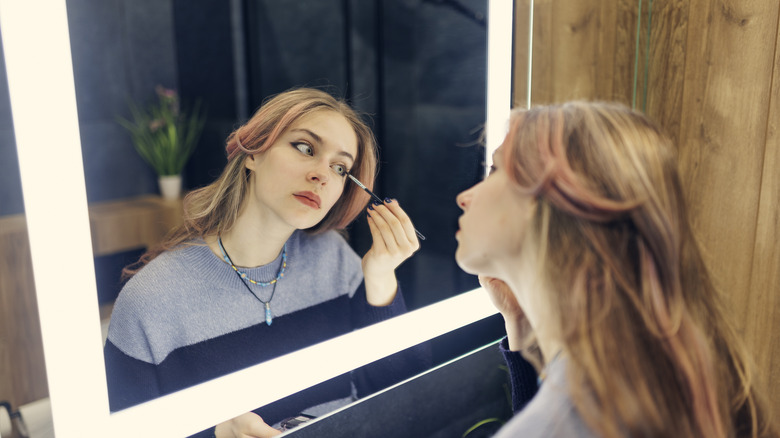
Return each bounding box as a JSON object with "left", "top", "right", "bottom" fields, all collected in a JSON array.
[{"left": 264, "top": 302, "right": 273, "bottom": 326}]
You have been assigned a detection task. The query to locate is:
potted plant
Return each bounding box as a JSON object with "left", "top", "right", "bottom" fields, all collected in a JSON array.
[{"left": 118, "top": 85, "right": 206, "bottom": 200}]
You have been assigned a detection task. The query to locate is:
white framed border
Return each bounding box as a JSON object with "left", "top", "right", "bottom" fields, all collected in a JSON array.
[{"left": 0, "top": 0, "right": 516, "bottom": 436}]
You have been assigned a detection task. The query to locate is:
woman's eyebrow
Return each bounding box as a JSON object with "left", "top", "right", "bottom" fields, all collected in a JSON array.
[
  {"left": 291, "top": 128, "right": 322, "bottom": 144},
  {"left": 291, "top": 128, "right": 355, "bottom": 164}
]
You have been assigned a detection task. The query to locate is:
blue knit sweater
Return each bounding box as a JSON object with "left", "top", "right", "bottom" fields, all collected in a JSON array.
[
  {"left": 498, "top": 338, "right": 597, "bottom": 437},
  {"left": 104, "top": 230, "right": 428, "bottom": 432}
]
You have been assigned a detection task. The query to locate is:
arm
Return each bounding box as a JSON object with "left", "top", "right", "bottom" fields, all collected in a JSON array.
[
  {"left": 104, "top": 280, "right": 164, "bottom": 412},
  {"left": 499, "top": 338, "right": 539, "bottom": 412},
  {"left": 349, "top": 283, "right": 432, "bottom": 397},
  {"left": 104, "top": 340, "right": 162, "bottom": 411}
]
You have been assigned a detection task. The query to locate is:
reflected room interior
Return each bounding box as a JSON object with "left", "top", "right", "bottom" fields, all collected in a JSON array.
[
  {"left": 71, "top": 0, "right": 502, "bottom": 395},
  {"left": 0, "top": 0, "right": 513, "bottom": 436}
]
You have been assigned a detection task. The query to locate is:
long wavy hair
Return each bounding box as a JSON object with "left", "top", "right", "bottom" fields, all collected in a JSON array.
[
  {"left": 504, "top": 102, "right": 776, "bottom": 438},
  {"left": 124, "top": 88, "right": 377, "bottom": 277}
]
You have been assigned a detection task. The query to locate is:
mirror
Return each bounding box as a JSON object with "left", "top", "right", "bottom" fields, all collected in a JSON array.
[{"left": 0, "top": 0, "right": 518, "bottom": 435}]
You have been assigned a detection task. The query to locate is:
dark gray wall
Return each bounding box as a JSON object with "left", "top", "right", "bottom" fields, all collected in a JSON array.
[{"left": 68, "top": 0, "right": 180, "bottom": 204}]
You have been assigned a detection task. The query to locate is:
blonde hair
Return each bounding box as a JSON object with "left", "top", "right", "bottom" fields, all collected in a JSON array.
[
  {"left": 124, "top": 88, "right": 376, "bottom": 277},
  {"left": 504, "top": 102, "right": 776, "bottom": 438}
]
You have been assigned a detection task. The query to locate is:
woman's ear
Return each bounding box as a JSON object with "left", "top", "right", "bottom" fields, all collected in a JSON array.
[{"left": 245, "top": 154, "right": 257, "bottom": 171}]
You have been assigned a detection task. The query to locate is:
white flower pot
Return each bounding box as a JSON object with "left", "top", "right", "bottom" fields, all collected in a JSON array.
[{"left": 158, "top": 174, "right": 182, "bottom": 200}]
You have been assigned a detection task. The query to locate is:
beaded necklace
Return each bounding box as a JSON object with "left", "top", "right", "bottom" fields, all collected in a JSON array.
[{"left": 217, "top": 236, "right": 287, "bottom": 326}]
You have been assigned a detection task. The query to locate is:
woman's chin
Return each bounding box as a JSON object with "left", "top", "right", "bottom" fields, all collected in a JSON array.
[{"left": 454, "top": 248, "right": 480, "bottom": 276}]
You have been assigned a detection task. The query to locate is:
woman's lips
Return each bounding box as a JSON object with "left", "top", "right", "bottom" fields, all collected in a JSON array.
[{"left": 294, "top": 191, "right": 321, "bottom": 209}]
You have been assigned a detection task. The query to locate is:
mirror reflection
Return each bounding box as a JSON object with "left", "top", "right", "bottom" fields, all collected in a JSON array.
[
  {"left": 59, "top": 0, "right": 491, "bottom": 426},
  {"left": 0, "top": 0, "right": 525, "bottom": 436}
]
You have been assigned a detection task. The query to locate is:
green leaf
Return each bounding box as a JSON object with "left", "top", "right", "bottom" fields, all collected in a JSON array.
[{"left": 116, "top": 89, "right": 207, "bottom": 176}]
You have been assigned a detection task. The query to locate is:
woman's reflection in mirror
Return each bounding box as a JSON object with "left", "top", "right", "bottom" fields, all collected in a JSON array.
[
  {"left": 104, "top": 88, "right": 430, "bottom": 437},
  {"left": 455, "top": 102, "right": 777, "bottom": 438}
]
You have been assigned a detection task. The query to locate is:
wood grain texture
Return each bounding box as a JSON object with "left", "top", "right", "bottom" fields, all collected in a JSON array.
[
  {"left": 745, "top": 1, "right": 780, "bottom": 409},
  {"left": 548, "top": 1, "right": 601, "bottom": 101},
  {"left": 88, "top": 196, "right": 183, "bottom": 256},
  {"left": 515, "top": 0, "right": 780, "bottom": 415},
  {"left": 612, "top": 0, "right": 640, "bottom": 105},
  {"left": 527, "top": 0, "right": 554, "bottom": 103},
  {"left": 644, "top": 0, "right": 688, "bottom": 144},
  {"left": 677, "top": 0, "right": 776, "bottom": 334},
  {"left": 513, "top": 0, "right": 531, "bottom": 108},
  {"left": 0, "top": 223, "right": 48, "bottom": 413}
]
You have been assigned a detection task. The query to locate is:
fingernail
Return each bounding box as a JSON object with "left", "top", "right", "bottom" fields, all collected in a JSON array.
[
  {"left": 372, "top": 199, "right": 382, "bottom": 206},
  {"left": 368, "top": 203, "right": 374, "bottom": 210},
  {"left": 384, "top": 197, "right": 393, "bottom": 203}
]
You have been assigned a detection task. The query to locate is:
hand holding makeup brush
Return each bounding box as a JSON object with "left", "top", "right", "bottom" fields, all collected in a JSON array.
[{"left": 361, "top": 198, "right": 421, "bottom": 307}]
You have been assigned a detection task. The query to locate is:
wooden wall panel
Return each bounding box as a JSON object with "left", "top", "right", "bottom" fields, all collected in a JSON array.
[
  {"left": 746, "top": 2, "right": 780, "bottom": 408},
  {"left": 515, "top": 0, "right": 780, "bottom": 414},
  {"left": 644, "top": 0, "right": 688, "bottom": 144},
  {"left": 0, "top": 218, "right": 48, "bottom": 412},
  {"left": 676, "top": 0, "right": 777, "bottom": 345},
  {"left": 611, "top": 0, "right": 640, "bottom": 105},
  {"left": 527, "top": 0, "right": 554, "bottom": 103},
  {"left": 513, "top": 0, "right": 531, "bottom": 108},
  {"left": 526, "top": 0, "right": 644, "bottom": 105}
]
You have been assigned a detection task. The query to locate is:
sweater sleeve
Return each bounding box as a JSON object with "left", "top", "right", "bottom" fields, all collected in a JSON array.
[
  {"left": 349, "top": 283, "right": 433, "bottom": 397},
  {"left": 499, "top": 337, "right": 539, "bottom": 412},
  {"left": 104, "top": 339, "right": 162, "bottom": 411},
  {"left": 349, "top": 281, "right": 407, "bottom": 329}
]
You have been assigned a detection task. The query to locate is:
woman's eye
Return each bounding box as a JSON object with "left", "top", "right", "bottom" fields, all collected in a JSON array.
[
  {"left": 293, "top": 142, "right": 313, "bottom": 156},
  {"left": 331, "top": 163, "right": 348, "bottom": 176}
]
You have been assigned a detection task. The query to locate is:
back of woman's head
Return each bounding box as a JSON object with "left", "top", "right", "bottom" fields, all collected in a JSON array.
[
  {"left": 502, "top": 102, "right": 775, "bottom": 438},
  {"left": 188, "top": 87, "right": 377, "bottom": 237}
]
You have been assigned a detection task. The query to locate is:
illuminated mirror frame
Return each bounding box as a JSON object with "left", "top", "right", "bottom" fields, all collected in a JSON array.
[{"left": 0, "top": 0, "right": 517, "bottom": 436}]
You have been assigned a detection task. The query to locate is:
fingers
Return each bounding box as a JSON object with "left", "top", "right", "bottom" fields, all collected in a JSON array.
[
  {"left": 366, "top": 211, "right": 388, "bottom": 254},
  {"left": 379, "top": 199, "right": 419, "bottom": 245},
  {"left": 479, "top": 275, "right": 507, "bottom": 292},
  {"left": 366, "top": 199, "right": 420, "bottom": 254},
  {"left": 215, "top": 412, "right": 281, "bottom": 438}
]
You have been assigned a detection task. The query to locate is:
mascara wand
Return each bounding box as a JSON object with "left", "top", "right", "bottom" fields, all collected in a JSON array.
[{"left": 346, "top": 173, "right": 426, "bottom": 241}]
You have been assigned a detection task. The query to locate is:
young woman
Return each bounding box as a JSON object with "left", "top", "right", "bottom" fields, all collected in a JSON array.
[
  {"left": 104, "top": 88, "right": 427, "bottom": 437},
  {"left": 455, "top": 102, "right": 777, "bottom": 438}
]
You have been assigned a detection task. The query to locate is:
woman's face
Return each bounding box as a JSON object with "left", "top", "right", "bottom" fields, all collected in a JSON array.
[
  {"left": 244, "top": 109, "right": 359, "bottom": 231},
  {"left": 455, "top": 145, "right": 536, "bottom": 279}
]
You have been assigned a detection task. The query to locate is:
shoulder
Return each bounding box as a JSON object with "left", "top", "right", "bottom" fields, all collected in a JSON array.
[
  {"left": 494, "top": 358, "right": 598, "bottom": 438},
  {"left": 118, "top": 242, "right": 211, "bottom": 301},
  {"left": 106, "top": 242, "right": 220, "bottom": 361}
]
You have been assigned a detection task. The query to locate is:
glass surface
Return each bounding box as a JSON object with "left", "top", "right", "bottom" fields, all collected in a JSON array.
[{"left": 0, "top": 0, "right": 519, "bottom": 436}]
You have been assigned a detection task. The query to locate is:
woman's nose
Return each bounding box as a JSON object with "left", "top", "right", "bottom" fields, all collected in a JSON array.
[
  {"left": 308, "top": 162, "right": 330, "bottom": 184},
  {"left": 456, "top": 187, "right": 473, "bottom": 211}
]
